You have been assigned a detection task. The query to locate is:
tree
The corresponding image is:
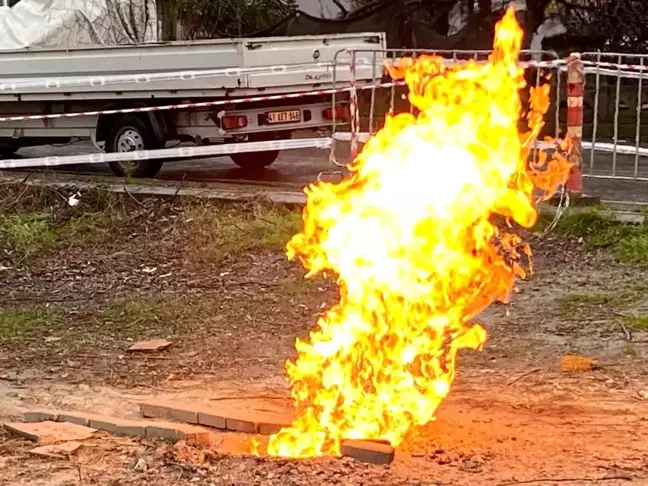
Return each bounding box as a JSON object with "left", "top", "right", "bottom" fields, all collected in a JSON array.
[
  {"left": 551, "top": 0, "right": 648, "bottom": 52},
  {"left": 175, "top": 0, "right": 297, "bottom": 39}
]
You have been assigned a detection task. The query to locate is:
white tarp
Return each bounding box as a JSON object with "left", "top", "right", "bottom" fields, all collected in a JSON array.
[{"left": 0, "top": 0, "right": 158, "bottom": 50}]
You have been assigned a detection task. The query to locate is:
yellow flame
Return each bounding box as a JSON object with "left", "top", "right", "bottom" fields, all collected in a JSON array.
[{"left": 266, "top": 7, "right": 572, "bottom": 458}]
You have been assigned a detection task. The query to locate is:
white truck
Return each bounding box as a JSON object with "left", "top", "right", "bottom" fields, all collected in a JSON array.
[{"left": 0, "top": 1, "right": 386, "bottom": 177}]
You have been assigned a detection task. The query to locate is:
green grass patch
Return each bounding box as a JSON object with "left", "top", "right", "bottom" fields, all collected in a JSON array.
[
  {"left": 0, "top": 308, "right": 64, "bottom": 343},
  {"left": 541, "top": 209, "right": 648, "bottom": 264},
  {"left": 0, "top": 210, "right": 115, "bottom": 262},
  {"left": 625, "top": 315, "right": 648, "bottom": 331},
  {"left": 0, "top": 296, "right": 222, "bottom": 346},
  {"left": 560, "top": 292, "right": 612, "bottom": 311},
  {"left": 183, "top": 202, "right": 302, "bottom": 263}
]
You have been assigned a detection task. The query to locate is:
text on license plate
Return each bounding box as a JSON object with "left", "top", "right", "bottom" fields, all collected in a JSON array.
[{"left": 267, "top": 110, "right": 301, "bottom": 124}]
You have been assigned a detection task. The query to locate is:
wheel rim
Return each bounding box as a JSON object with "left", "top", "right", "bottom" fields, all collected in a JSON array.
[{"left": 115, "top": 128, "right": 144, "bottom": 171}]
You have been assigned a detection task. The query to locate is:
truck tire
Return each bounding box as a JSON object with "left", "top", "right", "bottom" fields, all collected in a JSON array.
[
  {"left": 230, "top": 133, "right": 281, "bottom": 172},
  {"left": 105, "top": 115, "right": 164, "bottom": 178},
  {"left": 230, "top": 150, "right": 280, "bottom": 172}
]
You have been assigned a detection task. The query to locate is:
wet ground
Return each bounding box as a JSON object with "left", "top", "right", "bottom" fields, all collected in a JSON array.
[{"left": 5, "top": 138, "right": 648, "bottom": 204}]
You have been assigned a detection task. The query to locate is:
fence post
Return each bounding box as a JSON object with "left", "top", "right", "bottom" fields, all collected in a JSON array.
[
  {"left": 566, "top": 52, "right": 584, "bottom": 195},
  {"left": 349, "top": 50, "right": 359, "bottom": 161}
]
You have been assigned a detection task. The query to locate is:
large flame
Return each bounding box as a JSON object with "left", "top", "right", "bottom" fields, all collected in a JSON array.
[{"left": 266, "top": 8, "right": 571, "bottom": 458}]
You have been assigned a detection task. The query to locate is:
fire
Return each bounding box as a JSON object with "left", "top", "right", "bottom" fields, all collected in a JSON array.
[{"left": 266, "top": 7, "right": 572, "bottom": 458}]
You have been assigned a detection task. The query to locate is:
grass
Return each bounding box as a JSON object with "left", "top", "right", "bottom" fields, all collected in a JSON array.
[
  {"left": 0, "top": 296, "right": 222, "bottom": 346},
  {"left": 625, "top": 315, "right": 648, "bottom": 331},
  {"left": 182, "top": 202, "right": 302, "bottom": 263},
  {"left": 559, "top": 292, "right": 612, "bottom": 312},
  {"left": 0, "top": 308, "right": 63, "bottom": 343},
  {"left": 559, "top": 282, "right": 648, "bottom": 313},
  {"left": 542, "top": 209, "right": 648, "bottom": 264},
  {"left": 0, "top": 184, "right": 304, "bottom": 266}
]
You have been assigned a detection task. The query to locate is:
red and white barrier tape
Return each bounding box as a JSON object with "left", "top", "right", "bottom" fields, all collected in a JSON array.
[
  {"left": 582, "top": 66, "right": 648, "bottom": 80},
  {"left": 0, "top": 81, "right": 406, "bottom": 123},
  {"left": 336, "top": 132, "right": 566, "bottom": 150},
  {"left": 0, "top": 137, "right": 332, "bottom": 170},
  {"left": 581, "top": 59, "right": 648, "bottom": 72}
]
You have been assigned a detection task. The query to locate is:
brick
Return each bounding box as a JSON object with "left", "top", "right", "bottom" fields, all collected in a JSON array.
[
  {"left": 225, "top": 416, "right": 256, "bottom": 434},
  {"left": 127, "top": 339, "right": 172, "bottom": 353},
  {"left": 139, "top": 401, "right": 198, "bottom": 424},
  {"left": 23, "top": 410, "right": 59, "bottom": 423},
  {"left": 141, "top": 400, "right": 291, "bottom": 435},
  {"left": 88, "top": 417, "right": 122, "bottom": 434},
  {"left": 114, "top": 422, "right": 148, "bottom": 438},
  {"left": 58, "top": 413, "right": 91, "bottom": 427},
  {"left": 257, "top": 420, "right": 289, "bottom": 436},
  {"left": 169, "top": 408, "right": 198, "bottom": 424},
  {"left": 140, "top": 402, "right": 173, "bottom": 420},
  {"left": 197, "top": 411, "right": 226, "bottom": 429},
  {"left": 341, "top": 440, "right": 395, "bottom": 465},
  {"left": 146, "top": 422, "right": 181, "bottom": 442},
  {"left": 145, "top": 421, "right": 211, "bottom": 445}
]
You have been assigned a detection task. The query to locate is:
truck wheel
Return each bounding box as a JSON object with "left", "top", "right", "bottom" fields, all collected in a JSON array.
[
  {"left": 230, "top": 150, "right": 280, "bottom": 172},
  {"left": 105, "top": 115, "right": 164, "bottom": 178},
  {"left": 230, "top": 132, "right": 281, "bottom": 172}
]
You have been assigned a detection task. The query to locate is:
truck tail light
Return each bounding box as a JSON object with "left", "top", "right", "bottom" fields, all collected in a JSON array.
[
  {"left": 222, "top": 115, "right": 248, "bottom": 130},
  {"left": 322, "top": 106, "right": 350, "bottom": 121}
]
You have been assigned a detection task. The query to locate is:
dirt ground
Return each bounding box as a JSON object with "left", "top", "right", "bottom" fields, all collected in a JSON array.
[{"left": 1, "top": 185, "right": 647, "bottom": 486}]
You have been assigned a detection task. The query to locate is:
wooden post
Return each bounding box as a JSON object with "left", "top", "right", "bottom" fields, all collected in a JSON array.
[{"left": 565, "top": 52, "right": 584, "bottom": 195}]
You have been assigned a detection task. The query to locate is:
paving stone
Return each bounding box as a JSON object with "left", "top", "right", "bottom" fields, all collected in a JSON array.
[
  {"left": 145, "top": 422, "right": 181, "bottom": 442},
  {"left": 225, "top": 416, "right": 256, "bottom": 434},
  {"left": 127, "top": 339, "right": 172, "bottom": 353},
  {"left": 140, "top": 402, "right": 173, "bottom": 420},
  {"left": 56, "top": 411, "right": 151, "bottom": 439},
  {"left": 140, "top": 401, "right": 199, "bottom": 424},
  {"left": 175, "top": 424, "right": 214, "bottom": 446},
  {"left": 87, "top": 416, "right": 123, "bottom": 434},
  {"left": 197, "top": 411, "right": 226, "bottom": 429},
  {"left": 3, "top": 421, "right": 96, "bottom": 444},
  {"left": 140, "top": 399, "right": 291, "bottom": 435},
  {"left": 58, "top": 413, "right": 91, "bottom": 427},
  {"left": 256, "top": 413, "right": 292, "bottom": 436},
  {"left": 341, "top": 440, "right": 395, "bottom": 465},
  {"left": 257, "top": 421, "right": 286, "bottom": 435},
  {"left": 145, "top": 421, "right": 212, "bottom": 445},
  {"left": 23, "top": 410, "right": 59, "bottom": 423}
]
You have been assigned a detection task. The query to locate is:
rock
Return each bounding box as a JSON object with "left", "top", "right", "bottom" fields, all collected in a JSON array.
[
  {"left": 127, "top": 339, "right": 172, "bottom": 353},
  {"left": 341, "top": 440, "right": 395, "bottom": 465},
  {"left": 134, "top": 458, "right": 148, "bottom": 472}
]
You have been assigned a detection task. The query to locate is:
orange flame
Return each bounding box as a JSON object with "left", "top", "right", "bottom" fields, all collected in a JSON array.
[{"left": 266, "top": 7, "right": 572, "bottom": 458}]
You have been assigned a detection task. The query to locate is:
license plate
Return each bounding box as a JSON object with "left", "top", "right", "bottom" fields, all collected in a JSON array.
[{"left": 267, "top": 110, "right": 301, "bottom": 124}]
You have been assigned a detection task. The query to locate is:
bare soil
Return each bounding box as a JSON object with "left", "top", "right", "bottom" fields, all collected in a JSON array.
[{"left": 1, "top": 186, "right": 647, "bottom": 486}]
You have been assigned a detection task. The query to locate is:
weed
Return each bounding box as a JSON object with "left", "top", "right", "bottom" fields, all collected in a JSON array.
[
  {"left": 0, "top": 308, "right": 63, "bottom": 343},
  {"left": 625, "top": 315, "right": 648, "bottom": 331},
  {"left": 183, "top": 202, "right": 302, "bottom": 263},
  {"left": 545, "top": 209, "right": 648, "bottom": 264},
  {"left": 0, "top": 212, "right": 56, "bottom": 260},
  {"left": 621, "top": 343, "right": 637, "bottom": 357}
]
